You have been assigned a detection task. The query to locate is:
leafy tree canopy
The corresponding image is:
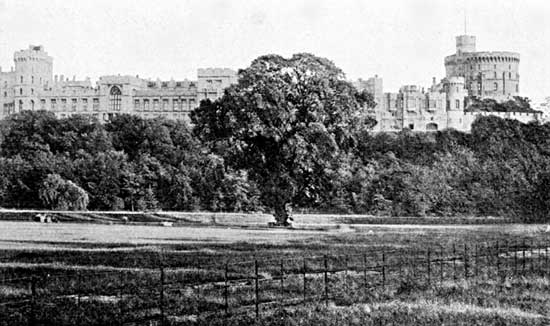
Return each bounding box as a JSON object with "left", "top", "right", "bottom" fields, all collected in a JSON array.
[
  {"left": 466, "top": 96, "right": 539, "bottom": 113},
  {"left": 192, "top": 53, "right": 375, "bottom": 225}
]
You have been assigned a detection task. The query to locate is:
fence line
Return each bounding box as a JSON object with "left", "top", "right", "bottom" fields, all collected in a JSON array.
[{"left": 0, "top": 239, "right": 549, "bottom": 325}]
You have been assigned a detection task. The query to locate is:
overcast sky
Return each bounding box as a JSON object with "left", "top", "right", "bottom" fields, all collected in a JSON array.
[{"left": 0, "top": 0, "right": 549, "bottom": 101}]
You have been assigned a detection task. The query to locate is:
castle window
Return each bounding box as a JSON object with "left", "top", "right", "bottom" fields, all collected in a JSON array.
[
  {"left": 18, "top": 100, "right": 23, "bottom": 111},
  {"left": 494, "top": 71, "right": 497, "bottom": 79},
  {"left": 20, "top": 76, "right": 23, "bottom": 83},
  {"left": 61, "top": 98, "right": 67, "bottom": 109},
  {"left": 455, "top": 99, "right": 460, "bottom": 109},
  {"left": 163, "top": 99, "right": 169, "bottom": 110},
  {"left": 51, "top": 99, "right": 57, "bottom": 110},
  {"left": 110, "top": 86, "right": 122, "bottom": 111},
  {"left": 93, "top": 98, "right": 99, "bottom": 111},
  {"left": 180, "top": 99, "right": 184, "bottom": 111},
  {"left": 173, "top": 99, "right": 178, "bottom": 111},
  {"left": 153, "top": 99, "right": 159, "bottom": 111},
  {"left": 31, "top": 100, "right": 34, "bottom": 111},
  {"left": 134, "top": 99, "right": 140, "bottom": 110},
  {"left": 3, "top": 92, "right": 6, "bottom": 97},
  {"left": 82, "top": 98, "right": 88, "bottom": 110},
  {"left": 494, "top": 82, "right": 498, "bottom": 91},
  {"left": 71, "top": 99, "right": 77, "bottom": 111},
  {"left": 509, "top": 72, "right": 512, "bottom": 79},
  {"left": 40, "top": 99, "right": 46, "bottom": 109},
  {"left": 19, "top": 88, "right": 22, "bottom": 95},
  {"left": 31, "top": 76, "right": 34, "bottom": 84},
  {"left": 31, "top": 89, "right": 34, "bottom": 95},
  {"left": 144, "top": 99, "right": 150, "bottom": 111}
]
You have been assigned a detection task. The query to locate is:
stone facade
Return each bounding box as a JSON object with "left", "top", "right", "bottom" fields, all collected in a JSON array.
[
  {"left": 0, "top": 45, "right": 236, "bottom": 122},
  {"left": 445, "top": 35, "right": 520, "bottom": 100},
  {"left": 359, "top": 35, "right": 541, "bottom": 132}
]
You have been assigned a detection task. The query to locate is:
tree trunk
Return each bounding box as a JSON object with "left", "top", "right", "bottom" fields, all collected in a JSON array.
[{"left": 273, "top": 202, "right": 292, "bottom": 226}]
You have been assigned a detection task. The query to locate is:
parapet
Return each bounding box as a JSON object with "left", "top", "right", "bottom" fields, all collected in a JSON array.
[
  {"left": 197, "top": 68, "right": 237, "bottom": 77},
  {"left": 447, "top": 76, "right": 465, "bottom": 85}
]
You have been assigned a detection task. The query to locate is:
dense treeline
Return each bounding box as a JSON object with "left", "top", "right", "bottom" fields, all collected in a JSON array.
[{"left": 0, "top": 110, "right": 549, "bottom": 222}]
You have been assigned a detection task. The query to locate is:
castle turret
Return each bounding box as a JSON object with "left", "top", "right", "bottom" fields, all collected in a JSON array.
[
  {"left": 445, "top": 76, "right": 467, "bottom": 130},
  {"left": 13, "top": 45, "right": 53, "bottom": 112},
  {"left": 456, "top": 35, "right": 476, "bottom": 55}
]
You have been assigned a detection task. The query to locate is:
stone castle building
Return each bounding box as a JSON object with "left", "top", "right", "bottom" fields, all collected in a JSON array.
[
  {"left": 359, "top": 35, "right": 542, "bottom": 132},
  {"left": 0, "top": 45, "right": 236, "bottom": 122},
  {"left": 0, "top": 36, "right": 543, "bottom": 131}
]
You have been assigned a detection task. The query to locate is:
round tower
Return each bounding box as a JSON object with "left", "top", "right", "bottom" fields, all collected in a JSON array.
[
  {"left": 446, "top": 76, "right": 467, "bottom": 130},
  {"left": 12, "top": 45, "right": 53, "bottom": 112}
]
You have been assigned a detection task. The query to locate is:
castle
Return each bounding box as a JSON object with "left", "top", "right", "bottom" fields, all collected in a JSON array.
[
  {"left": 0, "top": 35, "right": 543, "bottom": 130},
  {"left": 0, "top": 45, "right": 236, "bottom": 122},
  {"left": 358, "top": 35, "right": 542, "bottom": 132}
]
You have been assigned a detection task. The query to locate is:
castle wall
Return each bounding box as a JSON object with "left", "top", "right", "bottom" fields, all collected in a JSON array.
[
  {"left": 445, "top": 51, "right": 520, "bottom": 100},
  {"left": 0, "top": 45, "right": 236, "bottom": 122}
]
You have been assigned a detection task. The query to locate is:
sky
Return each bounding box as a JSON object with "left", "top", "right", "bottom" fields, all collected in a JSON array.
[{"left": 0, "top": 0, "right": 549, "bottom": 102}]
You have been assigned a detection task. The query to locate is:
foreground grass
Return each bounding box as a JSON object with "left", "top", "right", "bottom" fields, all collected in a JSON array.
[
  {"left": 0, "top": 224, "right": 549, "bottom": 325},
  {"left": 200, "top": 276, "right": 550, "bottom": 326}
]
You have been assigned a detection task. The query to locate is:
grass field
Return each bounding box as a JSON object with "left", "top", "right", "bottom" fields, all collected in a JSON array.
[{"left": 0, "top": 220, "right": 549, "bottom": 325}]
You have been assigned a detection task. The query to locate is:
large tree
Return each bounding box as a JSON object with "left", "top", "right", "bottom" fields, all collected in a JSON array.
[{"left": 192, "top": 53, "right": 375, "bottom": 225}]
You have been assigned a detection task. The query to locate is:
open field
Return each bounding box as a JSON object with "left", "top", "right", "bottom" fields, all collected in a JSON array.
[{"left": 0, "top": 220, "right": 549, "bottom": 325}]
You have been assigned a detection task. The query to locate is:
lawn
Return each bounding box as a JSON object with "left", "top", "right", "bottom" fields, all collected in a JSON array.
[{"left": 0, "top": 220, "right": 549, "bottom": 325}]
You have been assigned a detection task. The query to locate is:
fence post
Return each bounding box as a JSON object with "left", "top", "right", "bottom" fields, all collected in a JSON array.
[
  {"left": 514, "top": 242, "right": 518, "bottom": 276},
  {"left": 255, "top": 260, "right": 259, "bottom": 320},
  {"left": 505, "top": 240, "right": 510, "bottom": 278},
  {"left": 118, "top": 271, "right": 124, "bottom": 326},
  {"left": 464, "top": 244, "right": 468, "bottom": 279},
  {"left": 530, "top": 239, "right": 535, "bottom": 274},
  {"left": 76, "top": 271, "right": 81, "bottom": 307},
  {"left": 302, "top": 258, "right": 307, "bottom": 303},
  {"left": 522, "top": 240, "right": 526, "bottom": 273},
  {"left": 324, "top": 255, "right": 329, "bottom": 306},
  {"left": 159, "top": 265, "right": 165, "bottom": 326},
  {"left": 474, "top": 244, "right": 479, "bottom": 279},
  {"left": 452, "top": 243, "right": 457, "bottom": 280},
  {"left": 427, "top": 249, "right": 431, "bottom": 286},
  {"left": 29, "top": 276, "right": 36, "bottom": 326},
  {"left": 439, "top": 248, "right": 444, "bottom": 284},
  {"left": 546, "top": 241, "right": 549, "bottom": 276},
  {"left": 344, "top": 255, "right": 349, "bottom": 294},
  {"left": 363, "top": 254, "right": 368, "bottom": 294},
  {"left": 280, "top": 259, "right": 284, "bottom": 308},
  {"left": 224, "top": 262, "right": 229, "bottom": 316},
  {"left": 496, "top": 241, "right": 500, "bottom": 280},
  {"left": 382, "top": 252, "right": 386, "bottom": 289}
]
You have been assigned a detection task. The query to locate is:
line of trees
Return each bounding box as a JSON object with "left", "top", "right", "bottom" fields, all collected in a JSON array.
[{"left": 0, "top": 53, "right": 549, "bottom": 223}]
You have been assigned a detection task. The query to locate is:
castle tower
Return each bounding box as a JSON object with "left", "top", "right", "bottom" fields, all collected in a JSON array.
[
  {"left": 444, "top": 35, "right": 519, "bottom": 100},
  {"left": 12, "top": 45, "right": 53, "bottom": 112},
  {"left": 446, "top": 76, "right": 467, "bottom": 130},
  {"left": 456, "top": 35, "right": 476, "bottom": 55}
]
